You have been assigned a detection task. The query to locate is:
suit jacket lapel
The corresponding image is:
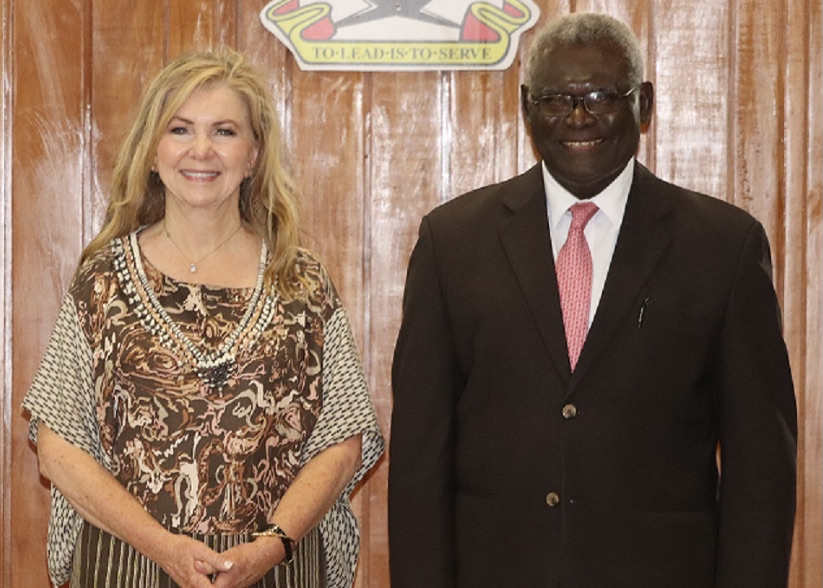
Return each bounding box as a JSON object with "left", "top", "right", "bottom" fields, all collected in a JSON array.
[
  {"left": 571, "top": 163, "right": 675, "bottom": 387},
  {"left": 498, "top": 165, "right": 572, "bottom": 383}
]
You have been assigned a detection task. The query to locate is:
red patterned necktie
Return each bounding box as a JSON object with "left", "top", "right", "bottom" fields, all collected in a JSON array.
[{"left": 556, "top": 201, "right": 599, "bottom": 371}]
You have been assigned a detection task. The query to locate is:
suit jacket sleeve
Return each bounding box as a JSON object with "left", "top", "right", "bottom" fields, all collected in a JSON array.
[
  {"left": 714, "top": 221, "right": 797, "bottom": 587},
  {"left": 389, "top": 215, "right": 459, "bottom": 588}
]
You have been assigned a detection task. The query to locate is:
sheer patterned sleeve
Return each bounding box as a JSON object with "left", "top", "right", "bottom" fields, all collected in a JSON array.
[
  {"left": 302, "top": 300, "right": 384, "bottom": 588},
  {"left": 21, "top": 293, "right": 104, "bottom": 587}
]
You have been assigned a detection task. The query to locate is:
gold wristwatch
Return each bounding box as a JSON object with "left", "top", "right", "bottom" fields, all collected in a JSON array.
[{"left": 251, "top": 523, "right": 295, "bottom": 564}]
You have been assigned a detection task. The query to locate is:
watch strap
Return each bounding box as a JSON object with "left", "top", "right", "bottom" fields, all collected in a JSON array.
[{"left": 251, "top": 523, "right": 295, "bottom": 564}]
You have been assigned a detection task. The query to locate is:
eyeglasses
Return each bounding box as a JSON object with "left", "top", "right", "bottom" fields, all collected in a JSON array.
[{"left": 530, "top": 86, "right": 640, "bottom": 117}]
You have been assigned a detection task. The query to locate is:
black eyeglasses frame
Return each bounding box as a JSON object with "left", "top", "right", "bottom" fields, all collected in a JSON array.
[{"left": 529, "top": 85, "right": 641, "bottom": 117}]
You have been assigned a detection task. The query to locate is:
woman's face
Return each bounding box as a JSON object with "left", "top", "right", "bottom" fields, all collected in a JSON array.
[{"left": 155, "top": 84, "right": 259, "bottom": 217}]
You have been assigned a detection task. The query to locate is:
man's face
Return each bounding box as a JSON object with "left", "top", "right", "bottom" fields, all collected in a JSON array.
[{"left": 522, "top": 42, "right": 653, "bottom": 199}]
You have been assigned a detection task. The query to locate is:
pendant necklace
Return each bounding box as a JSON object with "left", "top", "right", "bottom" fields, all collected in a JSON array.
[
  {"left": 122, "top": 231, "right": 275, "bottom": 391},
  {"left": 164, "top": 220, "right": 243, "bottom": 273}
]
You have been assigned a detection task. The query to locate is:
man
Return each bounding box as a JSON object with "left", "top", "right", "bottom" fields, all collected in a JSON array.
[{"left": 388, "top": 12, "right": 796, "bottom": 588}]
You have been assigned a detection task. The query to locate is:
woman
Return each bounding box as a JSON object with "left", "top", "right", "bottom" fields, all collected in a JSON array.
[{"left": 23, "top": 49, "right": 383, "bottom": 588}]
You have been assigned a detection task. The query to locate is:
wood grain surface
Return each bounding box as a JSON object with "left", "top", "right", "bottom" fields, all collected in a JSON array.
[{"left": 2, "top": 1, "right": 820, "bottom": 586}]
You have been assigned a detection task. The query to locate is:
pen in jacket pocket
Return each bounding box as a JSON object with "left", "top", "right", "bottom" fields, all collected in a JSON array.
[{"left": 637, "top": 296, "right": 650, "bottom": 329}]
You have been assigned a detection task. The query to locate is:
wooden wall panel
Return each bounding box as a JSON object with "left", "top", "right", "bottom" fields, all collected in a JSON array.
[
  {"left": 291, "top": 71, "right": 367, "bottom": 306},
  {"left": 289, "top": 69, "right": 373, "bottom": 583},
  {"left": 652, "top": 2, "right": 731, "bottom": 198},
  {"left": 9, "top": 0, "right": 90, "bottom": 585},
  {"left": 169, "top": 0, "right": 239, "bottom": 55},
  {"left": 446, "top": 68, "right": 521, "bottom": 195},
  {"left": 89, "top": 1, "right": 166, "bottom": 238},
  {"left": 794, "top": 0, "right": 823, "bottom": 585},
  {"left": 732, "top": 0, "right": 785, "bottom": 284},
  {"left": 0, "top": 0, "right": 10, "bottom": 584},
  {"left": 3, "top": 1, "right": 820, "bottom": 587},
  {"left": 362, "top": 69, "right": 444, "bottom": 586}
]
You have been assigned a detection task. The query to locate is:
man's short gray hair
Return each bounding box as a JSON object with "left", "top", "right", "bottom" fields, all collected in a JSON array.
[{"left": 525, "top": 13, "right": 644, "bottom": 90}]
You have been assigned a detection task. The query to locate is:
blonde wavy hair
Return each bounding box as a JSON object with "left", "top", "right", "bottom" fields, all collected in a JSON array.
[{"left": 83, "top": 48, "right": 307, "bottom": 299}]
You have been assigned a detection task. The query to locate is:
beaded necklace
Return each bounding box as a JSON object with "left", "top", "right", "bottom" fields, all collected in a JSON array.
[{"left": 115, "top": 231, "right": 277, "bottom": 390}]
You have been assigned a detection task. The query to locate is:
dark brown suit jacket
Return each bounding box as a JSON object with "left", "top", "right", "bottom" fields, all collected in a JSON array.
[{"left": 389, "top": 162, "right": 796, "bottom": 588}]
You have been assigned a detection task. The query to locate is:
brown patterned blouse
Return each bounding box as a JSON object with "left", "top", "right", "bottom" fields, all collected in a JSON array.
[{"left": 23, "top": 231, "right": 384, "bottom": 588}]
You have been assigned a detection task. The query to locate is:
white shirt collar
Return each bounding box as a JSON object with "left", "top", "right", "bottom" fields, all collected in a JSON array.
[{"left": 542, "top": 158, "right": 635, "bottom": 231}]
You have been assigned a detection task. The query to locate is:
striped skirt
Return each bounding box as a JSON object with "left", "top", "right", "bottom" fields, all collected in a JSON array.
[{"left": 69, "top": 521, "right": 325, "bottom": 588}]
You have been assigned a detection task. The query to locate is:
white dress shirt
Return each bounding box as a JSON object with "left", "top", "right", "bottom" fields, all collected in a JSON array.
[{"left": 542, "top": 159, "right": 634, "bottom": 327}]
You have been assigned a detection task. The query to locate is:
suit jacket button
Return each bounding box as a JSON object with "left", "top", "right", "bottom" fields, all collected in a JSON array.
[
  {"left": 562, "top": 403, "right": 577, "bottom": 419},
  {"left": 546, "top": 492, "right": 560, "bottom": 507}
]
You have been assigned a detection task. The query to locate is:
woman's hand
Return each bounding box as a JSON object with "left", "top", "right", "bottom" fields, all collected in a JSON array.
[
  {"left": 37, "top": 424, "right": 234, "bottom": 586},
  {"left": 152, "top": 533, "right": 235, "bottom": 587},
  {"left": 204, "top": 538, "right": 283, "bottom": 588}
]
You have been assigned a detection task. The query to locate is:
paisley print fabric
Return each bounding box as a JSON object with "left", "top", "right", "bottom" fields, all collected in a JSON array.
[{"left": 23, "top": 231, "right": 384, "bottom": 588}]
